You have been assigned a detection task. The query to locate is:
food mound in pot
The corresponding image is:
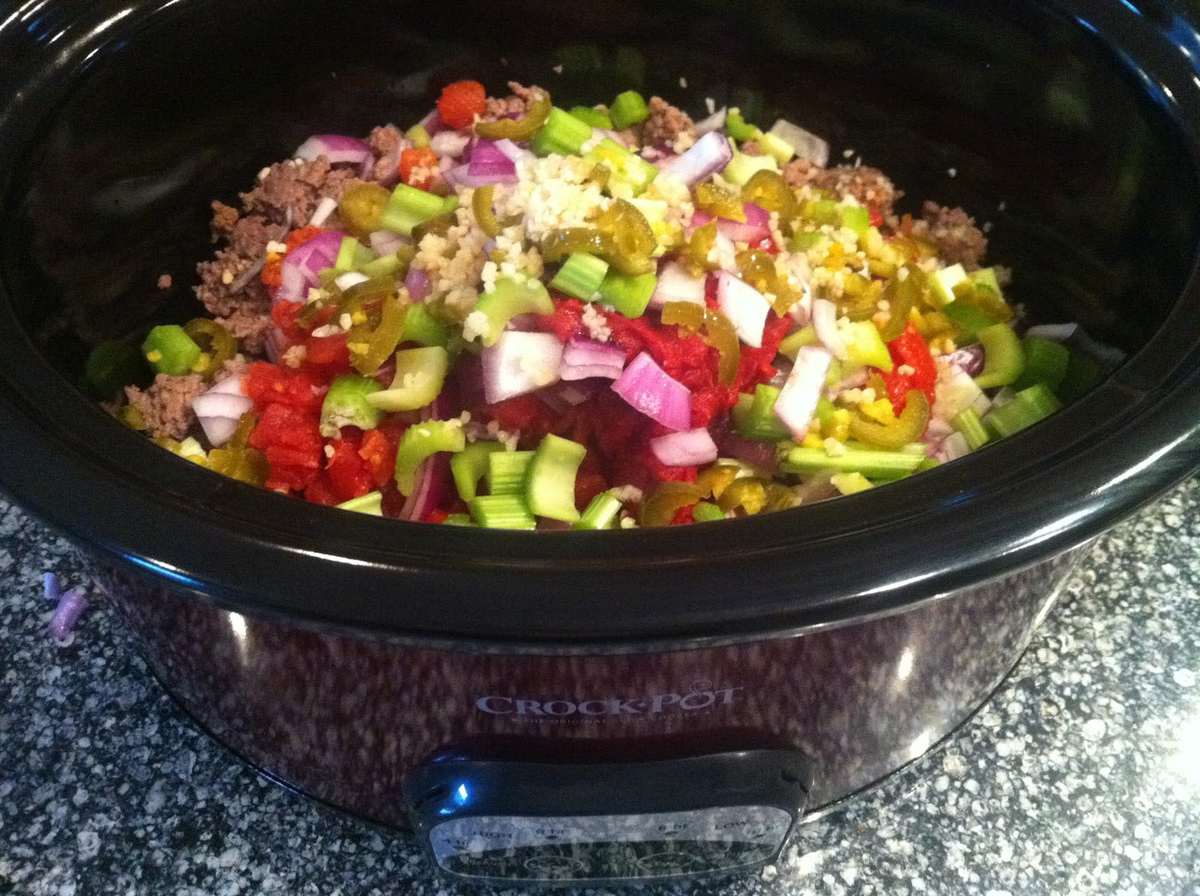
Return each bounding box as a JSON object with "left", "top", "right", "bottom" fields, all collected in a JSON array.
[{"left": 88, "top": 79, "right": 1101, "bottom": 529}]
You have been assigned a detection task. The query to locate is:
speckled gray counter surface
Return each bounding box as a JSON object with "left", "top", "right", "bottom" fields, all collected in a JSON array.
[{"left": 2, "top": 480, "right": 1198, "bottom": 896}]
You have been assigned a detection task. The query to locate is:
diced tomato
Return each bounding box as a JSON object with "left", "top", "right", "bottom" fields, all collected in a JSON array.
[
  {"left": 244, "top": 362, "right": 327, "bottom": 413},
  {"left": 286, "top": 226, "right": 325, "bottom": 253},
  {"left": 436, "top": 80, "right": 487, "bottom": 130},
  {"left": 488, "top": 393, "right": 556, "bottom": 439},
  {"left": 575, "top": 452, "right": 609, "bottom": 510},
  {"left": 249, "top": 402, "right": 324, "bottom": 491},
  {"left": 537, "top": 298, "right": 586, "bottom": 344},
  {"left": 303, "top": 332, "right": 351, "bottom": 372},
  {"left": 324, "top": 438, "right": 374, "bottom": 502},
  {"left": 399, "top": 147, "right": 439, "bottom": 190},
  {"left": 304, "top": 475, "right": 340, "bottom": 506},
  {"left": 271, "top": 301, "right": 305, "bottom": 343},
  {"left": 704, "top": 273, "right": 720, "bottom": 309},
  {"left": 358, "top": 427, "right": 398, "bottom": 488},
  {"left": 869, "top": 206, "right": 884, "bottom": 229},
  {"left": 880, "top": 323, "right": 938, "bottom": 412},
  {"left": 424, "top": 508, "right": 449, "bottom": 524},
  {"left": 670, "top": 505, "right": 695, "bottom": 526},
  {"left": 261, "top": 255, "right": 283, "bottom": 289}
]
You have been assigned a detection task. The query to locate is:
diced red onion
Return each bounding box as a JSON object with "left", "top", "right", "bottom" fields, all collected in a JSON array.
[
  {"left": 937, "top": 431, "right": 972, "bottom": 462},
  {"left": 691, "top": 203, "right": 771, "bottom": 245},
  {"left": 649, "top": 261, "right": 706, "bottom": 309},
  {"left": 659, "top": 131, "right": 733, "bottom": 186},
  {"left": 43, "top": 572, "right": 61, "bottom": 603},
  {"left": 1024, "top": 323, "right": 1077, "bottom": 342},
  {"left": 944, "top": 344, "right": 986, "bottom": 377},
  {"left": 775, "top": 346, "right": 832, "bottom": 438},
  {"left": 445, "top": 162, "right": 516, "bottom": 188},
  {"left": 405, "top": 266, "right": 432, "bottom": 301},
  {"left": 431, "top": 130, "right": 471, "bottom": 158},
  {"left": 369, "top": 230, "right": 410, "bottom": 256},
  {"left": 335, "top": 271, "right": 369, "bottom": 292},
  {"left": 493, "top": 138, "right": 534, "bottom": 166},
  {"left": 399, "top": 452, "right": 451, "bottom": 522},
  {"left": 768, "top": 119, "right": 829, "bottom": 167},
  {"left": 560, "top": 337, "right": 626, "bottom": 381},
  {"left": 294, "top": 134, "right": 372, "bottom": 166},
  {"left": 611, "top": 352, "right": 692, "bottom": 432},
  {"left": 275, "top": 230, "right": 343, "bottom": 302},
  {"left": 650, "top": 427, "right": 719, "bottom": 467},
  {"left": 482, "top": 331, "right": 564, "bottom": 404},
  {"left": 193, "top": 374, "right": 253, "bottom": 448},
  {"left": 418, "top": 108, "right": 444, "bottom": 135},
  {"left": 308, "top": 196, "right": 338, "bottom": 227},
  {"left": 467, "top": 140, "right": 518, "bottom": 184},
  {"left": 716, "top": 271, "right": 770, "bottom": 348},
  {"left": 717, "top": 431, "right": 779, "bottom": 473},
  {"left": 694, "top": 107, "right": 727, "bottom": 136},
  {"left": 811, "top": 299, "right": 848, "bottom": 360},
  {"left": 49, "top": 586, "right": 89, "bottom": 643}
]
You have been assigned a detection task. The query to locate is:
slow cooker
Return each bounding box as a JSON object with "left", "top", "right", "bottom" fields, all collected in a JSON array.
[{"left": 2, "top": 0, "right": 1199, "bottom": 885}]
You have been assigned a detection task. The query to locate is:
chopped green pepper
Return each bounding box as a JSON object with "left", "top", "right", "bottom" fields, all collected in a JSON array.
[
  {"left": 609, "top": 90, "right": 650, "bottom": 128},
  {"left": 142, "top": 325, "right": 201, "bottom": 376}
]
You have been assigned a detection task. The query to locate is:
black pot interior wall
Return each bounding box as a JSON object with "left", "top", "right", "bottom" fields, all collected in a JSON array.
[{"left": 3, "top": 0, "right": 1197, "bottom": 394}]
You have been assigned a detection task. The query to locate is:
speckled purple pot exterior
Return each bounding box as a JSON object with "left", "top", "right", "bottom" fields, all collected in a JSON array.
[{"left": 102, "top": 548, "right": 1080, "bottom": 826}]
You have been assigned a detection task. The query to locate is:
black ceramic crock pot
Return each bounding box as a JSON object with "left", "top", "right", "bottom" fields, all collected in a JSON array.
[{"left": 3, "top": 0, "right": 1200, "bottom": 884}]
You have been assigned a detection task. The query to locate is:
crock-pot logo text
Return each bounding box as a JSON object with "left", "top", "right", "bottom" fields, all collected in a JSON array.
[{"left": 475, "top": 686, "right": 743, "bottom": 718}]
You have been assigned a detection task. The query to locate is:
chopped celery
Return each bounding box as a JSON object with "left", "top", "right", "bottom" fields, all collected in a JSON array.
[
  {"left": 405, "top": 123, "right": 431, "bottom": 148},
  {"left": 380, "top": 183, "right": 445, "bottom": 235},
  {"left": 983, "top": 383, "right": 1062, "bottom": 437},
  {"left": 726, "top": 108, "right": 761, "bottom": 142},
  {"left": 526, "top": 434, "right": 587, "bottom": 523},
  {"left": 723, "top": 151, "right": 778, "bottom": 187},
  {"left": 839, "top": 204, "right": 870, "bottom": 236},
  {"left": 778, "top": 325, "right": 818, "bottom": 360},
  {"left": 367, "top": 346, "right": 449, "bottom": 412},
  {"left": 838, "top": 320, "right": 892, "bottom": 371},
  {"left": 597, "top": 270, "right": 656, "bottom": 318},
  {"left": 320, "top": 374, "right": 383, "bottom": 436},
  {"left": 84, "top": 340, "right": 146, "bottom": 399},
  {"left": 574, "top": 491, "right": 623, "bottom": 530},
  {"left": 450, "top": 441, "right": 505, "bottom": 503},
  {"left": 691, "top": 501, "right": 727, "bottom": 523},
  {"left": 609, "top": 90, "right": 649, "bottom": 128},
  {"left": 443, "top": 513, "right": 475, "bottom": 526},
  {"left": 141, "top": 325, "right": 201, "bottom": 375},
  {"left": 969, "top": 267, "right": 1004, "bottom": 300},
  {"left": 800, "top": 198, "right": 841, "bottom": 226},
  {"left": 831, "top": 472, "right": 874, "bottom": 495},
  {"left": 469, "top": 494, "right": 536, "bottom": 529},
  {"left": 780, "top": 445, "right": 924, "bottom": 478},
  {"left": 569, "top": 106, "right": 613, "bottom": 129},
  {"left": 394, "top": 420, "right": 465, "bottom": 495},
  {"left": 953, "top": 407, "right": 990, "bottom": 450},
  {"left": 583, "top": 138, "right": 659, "bottom": 196},
  {"left": 1014, "top": 335, "right": 1070, "bottom": 393},
  {"left": 360, "top": 251, "right": 407, "bottom": 280},
  {"left": 531, "top": 107, "right": 593, "bottom": 156},
  {"left": 974, "top": 323, "right": 1025, "bottom": 389},
  {"left": 335, "top": 236, "right": 375, "bottom": 273},
  {"left": 943, "top": 301, "right": 997, "bottom": 340},
  {"left": 550, "top": 252, "right": 609, "bottom": 300},
  {"left": 402, "top": 304, "right": 451, "bottom": 348},
  {"left": 336, "top": 491, "right": 383, "bottom": 516},
  {"left": 757, "top": 130, "right": 795, "bottom": 165},
  {"left": 487, "top": 450, "right": 534, "bottom": 496},
  {"left": 732, "top": 385, "right": 790, "bottom": 442},
  {"left": 930, "top": 264, "right": 968, "bottom": 307},
  {"left": 470, "top": 277, "right": 555, "bottom": 346}
]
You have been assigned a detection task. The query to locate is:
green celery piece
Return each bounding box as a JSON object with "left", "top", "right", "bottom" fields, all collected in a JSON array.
[
  {"left": 336, "top": 491, "right": 383, "bottom": 516},
  {"left": 916, "top": 457, "right": 941, "bottom": 472},
  {"left": 778, "top": 325, "right": 818, "bottom": 361},
  {"left": 839, "top": 205, "right": 870, "bottom": 235},
  {"left": 838, "top": 320, "right": 892, "bottom": 371},
  {"left": 141, "top": 325, "right": 201, "bottom": 375},
  {"left": 394, "top": 420, "right": 465, "bottom": 496},
  {"left": 816, "top": 396, "right": 837, "bottom": 432},
  {"left": 360, "top": 251, "right": 405, "bottom": 280},
  {"left": 780, "top": 445, "right": 924, "bottom": 478},
  {"left": 550, "top": 252, "right": 609, "bottom": 301},
  {"left": 800, "top": 198, "right": 841, "bottom": 226},
  {"left": 569, "top": 106, "right": 613, "bottom": 129},
  {"left": 757, "top": 131, "right": 795, "bottom": 165},
  {"left": 692, "top": 501, "right": 726, "bottom": 523},
  {"left": 942, "top": 301, "right": 997, "bottom": 340},
  {"left": 598, "top": 270, "right": 656, "bottom": 318},
  {"left": 525, "top": 434, "right": 587, "bottom": 523},
  {"left": 450, "top": 441, "right": 504, "bottom": 503},
  {"left": 953, "top": 407, "right": 990, "bottom": 450},
  {"left": 732, "top": 385, "right": 790, "bottom": 442},
  {"left": 84, "top": 340, "right": 147, "bottom": 399},
  {"left": 574, "top": 492, "right": 624, "bottom": 530},
  {"left": 469, "top": 494, "right": 536, "bottom": 529},
  {"left": 472, "top": 277, "right": 555, "bottom": 346},
  {"left": 975, "top": 323, "right": 1025, "bottom": 389},
  {"left": 367, "top": 346, "right": 450, "bottom": 412},
  {"left": 1014, "top": 335, "right": 1070, "bottom": 393},
  {"left": 726, "top": 108, "right": 761, "bottom": 142},
  {"left": 723, "top": 151, "right": 778, "bottom": 187},
  {"left": 403, "top": 304, "right": 451, "bottom": 348},
  {"left": 335, "top": 236, "right": 375, "bottom": 273},
  {"left": 583, "top": 138, "right": 658, "bottom": 196},
  {"left": 405, "top": 123, "right": 431, "bottom": 148},
  {"left": 380, "top": 183, "right": 445, "bottom": 235},
  {"left": 969, "top": 267, "right": 1005, "bottom": 301},
  {"left": 443, "top": 513, "right": 475, "bottom": 526},
  {"left": 487, "top": 450, "right": 534, "bottom": 496},
  {"left": 609, "top": 90, "right": 650, "bottom": 128},
  {"left": 983, "top": 383, "right": 1062, "bottom": 438},
  {"left": 929, "top": 263, "right": 968, "bottom": 307},
  {"left": 531, "top": 107, "right": 593, "bottom": 157},
  {"left": 320, "top": 374, "right": 383, "bottom": 436}
]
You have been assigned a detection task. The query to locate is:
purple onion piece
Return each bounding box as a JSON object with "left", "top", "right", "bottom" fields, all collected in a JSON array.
[
  {"left": 405, "top": 266, "right": 432, "bottom": 301},
  {"left": 944, "top": 344, "right": 985, "bottom": 376}
]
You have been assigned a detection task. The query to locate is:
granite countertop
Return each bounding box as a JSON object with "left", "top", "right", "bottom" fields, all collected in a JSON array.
[{"left": 1, "top": 480, "right": 1198, "bottom": 896}]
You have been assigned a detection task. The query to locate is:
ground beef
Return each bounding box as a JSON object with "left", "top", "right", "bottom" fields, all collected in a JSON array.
[
  {"left": 240, "top": 157, "right": 359, "bottom": 227},
  {"left": 911, "top": 201, "right": 988, "bottom": 269},
  {"left": 640, "top": 96, "right": 695, "bottom": 149},
  {"left": 210, "top": 200, "right": 240, "bottom": 239},
  {"left": 125, "top": 373, "right": 206, "bottom": 441},
  {"left": 740, "top": 139, "right": 764, "bottom": 156},
  {"left": 784, "top": 160, "right": 901, "bottom": 218},
  {"left": 367, "top": 125, "right": 405, "bottom": 184},
  {"left": 156, "top": 273, "right": 172, "bottom": 290},
  {"left": 482, "top": 82, "right": 544, "bottom": 121},
  {"left": 194, "top": 213, "right": 283, "bottom": 319},
  {"left": 216, "top": 305, "right": 273, "bottom": 355}
]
